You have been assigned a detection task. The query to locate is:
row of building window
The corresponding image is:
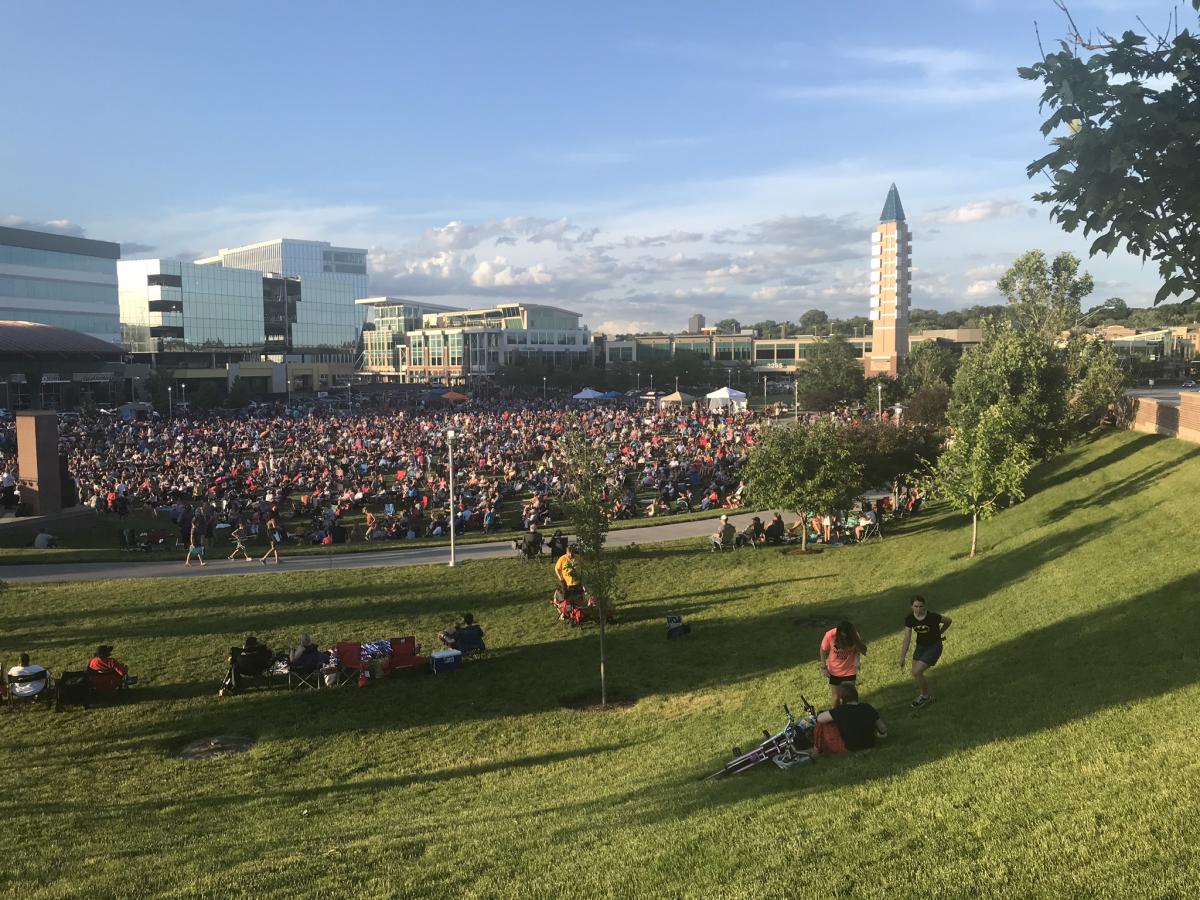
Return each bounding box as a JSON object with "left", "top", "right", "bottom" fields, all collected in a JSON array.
[
  {"left": 0, "top": 245, "right": 116, "bottom": 274},
  {"left": 0, "top": 274, "right": 117, "bottom": 305}
]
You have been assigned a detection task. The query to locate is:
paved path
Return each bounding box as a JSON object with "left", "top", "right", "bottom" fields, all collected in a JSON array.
[{"left": 0, "top": 513, "right": 764, "bottom": 584}]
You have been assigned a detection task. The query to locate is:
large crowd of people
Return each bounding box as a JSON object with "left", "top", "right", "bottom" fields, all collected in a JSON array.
[{"left": 0, "top": 397, "right": 765, "bottom": 550}]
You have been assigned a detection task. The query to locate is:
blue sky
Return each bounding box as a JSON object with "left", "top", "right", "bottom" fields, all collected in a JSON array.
[{"left": 2, "top": 0, "right": 1179, "bottom": 331}]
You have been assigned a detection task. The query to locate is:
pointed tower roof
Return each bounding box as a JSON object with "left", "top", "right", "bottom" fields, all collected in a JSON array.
[{"left": 880, "top": 183, "right": 906, "bottom": 223}]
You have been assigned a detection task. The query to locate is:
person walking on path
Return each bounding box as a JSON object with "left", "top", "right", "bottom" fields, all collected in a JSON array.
[
  {"left": 184, "top": 516, "right": 206, "bottom": 567},
  {"left": 819, "top": 620, "right": 867, "bottom": 707},
  {"left": 228, "top": 522, "right": 253, "bottom": 562},
  {"left": 898, "top": 595, "right": 952, "bottom": 709},
  {"left": 260, "top": 513, "right": 283, "bottom": 565}
]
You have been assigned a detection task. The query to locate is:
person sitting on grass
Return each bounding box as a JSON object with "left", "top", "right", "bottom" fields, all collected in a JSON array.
[
  {"left": 219, "top": 636, "right": 274, "bottom": 697},
  {"left": 288, "top": 633, "right": 324, "bottom": 673},
  {"left": 709, "top": 514, "right": 735, "bottom": 551},
  {"left": 763, "top": 513, "right": 786, "bottom": 544},
  {"left": 811, "top": 683, "right": 887, "bottom": 755},
  {"left": 736, "top": 516, "right": 764, "bottom": 548},
  {"left": 6, "top": 653, "right": 51, "bottom": 700},
  {"left": 33, "top": 528, "right": 58, "bottom": 549},
  {"left": 88, "top": 644, "right": 137, "bottom": 691},
  {"left": 439, "top": 613, "right": 485, "bottom": 652}
]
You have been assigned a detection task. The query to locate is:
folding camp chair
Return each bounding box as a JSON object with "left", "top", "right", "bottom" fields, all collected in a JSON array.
[
  {"left": 453, "top": 625, "right": 486, "bottom": 658},
  {"left": 383, "top": 637, "right": 425, "bottom": 675},
  {"left": 859, "top": 520, "right": 882, "bottom": 542},
  {"left": 330, "top": 642, "right": 369, "bottom": 687},
  {"left": 288, "top": 662, "right": 323, "bottom": 690},
  {"left": 5, "top": 669, "right": 53, "bottom": 708}
]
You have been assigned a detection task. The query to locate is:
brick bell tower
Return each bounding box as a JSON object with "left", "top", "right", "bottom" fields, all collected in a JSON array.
[{"left": 867, "top": 183, "right": 911, "bottom": 376}]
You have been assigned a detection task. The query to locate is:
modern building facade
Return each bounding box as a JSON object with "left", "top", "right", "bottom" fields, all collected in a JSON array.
[
  {"left": 118, "top": 258, "right": 362, "bottom": 356},
  {"left": 357, "top": 297, "right": 462, "bottom": 379},
  {"left": 195, "top": 238, "right": 370, "bottom": 299},
  {"left": 0, "top": 225, "right": 121, "bottom": 344},
  {"left": 357, "top": 299, "right": 591, "bottom": 383},
  {"left": 687, "top": 313, "right": 706, "bottom": 334},
  {"left": 868, "top": 183, "right": 911, "bottom": 375}
]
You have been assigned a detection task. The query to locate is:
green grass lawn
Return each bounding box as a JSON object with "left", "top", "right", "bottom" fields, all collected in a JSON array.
[{"left": 2, "top": 429, "right": 1198, "bottom": 899}]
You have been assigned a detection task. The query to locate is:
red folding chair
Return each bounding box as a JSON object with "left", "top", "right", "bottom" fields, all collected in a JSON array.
[
  {"left": 383, "top": 636, "right": 425, "bottom": 675},
  {"left": 332, "top": 642, "right": 369, "bottom": 687}
]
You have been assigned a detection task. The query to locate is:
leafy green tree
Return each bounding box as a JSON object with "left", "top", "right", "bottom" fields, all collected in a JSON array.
[
  {"left": 226, "top": 378, "right": 252, "bottom": 409},
  {"left": 937, "top": 400, "right": 1034, "bottom": 558},
  {"left": 744, "top": 419, "right": 863, "bottom": 552},
  {"left": 948, "top": 319, "right": 1071, "bottom": 461},
  {"left": 192, "top": 382, "right": 223, "bottom": 414},
  {"left": 905, "top": 384, "right": 952, "bottom": 428},
  {"left": 795, "top": 335, "right": 866, "bottom": 409},
  {"left": 799, "top": 309, "right": 829, "bottom": 331},
  {"left": 1086, "top": 297, "right": 1129, "bottom": 322},
  {"left": 144, "top": 370, "right": 172, "bottom": 414},
  {"left": 848, "top": 422, "right": 944, "bottom": 503},
  {"left": 713, "top": 318, "right": 741, "bottom": 335},
  {"left": 1066, "top": 335, "right": 1128, "bottom": 429},
  {"left": 1020, "top": 1, "right": 1200, "bottom": 302},
  {"left": 997, "top": 250, "right": 1094, "bottom": 340},
  {"left": 901, "top": 341, "right": 959, "bottom": 396},
  {"left": 560, "top": 426, "right": 625, "bottom": 706}
]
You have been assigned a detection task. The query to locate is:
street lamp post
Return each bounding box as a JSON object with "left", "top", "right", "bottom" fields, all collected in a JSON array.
[
  {"left": 446, "top": 429, "right": 457, "bottom": 567},
  {"left": 168, "top": 386, "right": 173, "bottom": 418},
  {"left": 636, "top": 372, "right": 640, "bottom": 391},
  {"left": 542, "top": 376, "right": 547, "bottom": 400},
  {"left": 794, "top": 378, "right": 799, "bottom": 423},
  {"left": 675, "top": 375, "right": 679, "bottom": 392},
  {"left": 877, "top": 382, "right": 882, "bottom": 417},
  {"left": 762, "top": 375, "right": 767, "bottom": 402},
  {"left": 649, "top": 373, "right": 654, "bottom": 392}
]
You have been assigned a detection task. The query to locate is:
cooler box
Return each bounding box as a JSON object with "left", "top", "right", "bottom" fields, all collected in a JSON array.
[{"left": 430, "top": 649, "right": 462, "bottom": 674}]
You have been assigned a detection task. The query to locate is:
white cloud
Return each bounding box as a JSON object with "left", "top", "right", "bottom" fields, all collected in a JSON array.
[
  {"left": 1, "top": 215, "right": 87, "bottom": 237},
  {"left": 934, "top": 200, "right": 1029, "bottom": 225},
  {"left": 966, "top": 279, "right": 1000, "bottom": 298},
  {"left": 471, "top": 257, "right": 554, "bottom": 288},
  {"left": 594, "top": 319, "right": 660, "bottom": 335}
]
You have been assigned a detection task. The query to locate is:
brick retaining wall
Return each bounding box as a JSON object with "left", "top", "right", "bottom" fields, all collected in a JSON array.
[{"left": 1128, "top": 393, "right": 1200, "bottom": 444}]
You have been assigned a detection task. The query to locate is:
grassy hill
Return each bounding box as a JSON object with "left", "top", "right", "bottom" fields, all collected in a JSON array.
[{"left": 2, "top": 430, "right": 1198, "bottom": 899}]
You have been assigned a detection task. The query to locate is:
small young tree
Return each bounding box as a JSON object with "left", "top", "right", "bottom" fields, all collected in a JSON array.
[
  {"left": 937, "top": 401, "right": 1033, "bottom": 558},
  {"left": 744, "top": 419, "right": 863, "bottom": 552},
  {"left": 560, "top": 425, "right": 625, "bottom": 706},
  {"left": 849, "top": 422, "right": 944, "bottom": 508}
]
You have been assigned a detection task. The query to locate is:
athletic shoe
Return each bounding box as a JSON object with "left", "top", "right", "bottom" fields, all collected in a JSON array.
[{"left": 911, "top": 695, "right": 930, "bottom": 709}]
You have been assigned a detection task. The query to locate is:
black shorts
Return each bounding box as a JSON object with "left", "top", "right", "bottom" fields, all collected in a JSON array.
[
  {"left": 827, "top": 673, "right": 857, "bottom": 686},
  {"left": 913, "top": 643, "right": 943, "bottom": 667}
]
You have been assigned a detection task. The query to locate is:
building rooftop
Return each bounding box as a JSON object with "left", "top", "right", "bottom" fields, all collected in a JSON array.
[
  {"left": 0, "top": 321, "right": 124, "bottom": 356},
  {"left": 0, "top": 225, "right": 120, "bottom": 260},
  {"left": 880, "top": 183, "right": 906, "bottom": 223}
]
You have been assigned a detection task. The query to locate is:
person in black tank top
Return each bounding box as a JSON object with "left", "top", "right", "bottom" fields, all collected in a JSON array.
[{"left": 898, "top": 595, "right": 952, "bottom": 709}]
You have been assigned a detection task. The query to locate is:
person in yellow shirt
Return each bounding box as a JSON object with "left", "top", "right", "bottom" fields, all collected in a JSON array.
[{"left": 554, "top": 544, "right": 583, "bottom": 601}]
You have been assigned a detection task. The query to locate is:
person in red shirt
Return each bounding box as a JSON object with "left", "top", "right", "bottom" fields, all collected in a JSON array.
[
  {"left": 819, "top": 621, "right": 867, "bottom": 707},
  {"left": 88, "top": 645, "right": 134, "bottom": 692}
]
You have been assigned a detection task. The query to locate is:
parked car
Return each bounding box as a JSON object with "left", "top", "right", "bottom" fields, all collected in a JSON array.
[{"left": 1182, "top": 380, "right": 1196, "bottom": 388}]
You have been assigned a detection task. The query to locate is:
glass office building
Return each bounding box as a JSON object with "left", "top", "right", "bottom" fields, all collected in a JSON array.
[
  {"left": 0, "top": 225, "right": 121, "bottom": 344},
  {"left": 119, "top": 259, "right": 360, "bottom": 355},
  {"left": 195, "top": 238, "right": 369, "bottom": 300}
]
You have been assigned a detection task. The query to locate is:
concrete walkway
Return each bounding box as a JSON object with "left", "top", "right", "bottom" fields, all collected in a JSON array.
[{"left": 0, "top": 513, "right": 764, "bottom": 584}]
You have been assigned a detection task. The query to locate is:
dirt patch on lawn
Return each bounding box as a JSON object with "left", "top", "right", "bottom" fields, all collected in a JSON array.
[{"left": 179, "top": 734, "right": 256, "bottom": 760}]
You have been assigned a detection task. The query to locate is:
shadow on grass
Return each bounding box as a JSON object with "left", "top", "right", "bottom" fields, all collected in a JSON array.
[
  {"left": 520, "top": 568, "right": 1200, "bottom": 833},
  {"left": 1041, "top": 446, "right": 1200, "bottom": 526},
  {"left": 1028, "top": 432, "right": 1160, "bottom": 495}
]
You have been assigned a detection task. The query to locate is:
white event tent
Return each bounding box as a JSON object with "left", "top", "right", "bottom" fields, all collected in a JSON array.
[
  {"left": 705, "top": 386, "right": 748, "bottom": 412},
  {"left": 572, "top": 388, "right": 604, "bottom": 400}
]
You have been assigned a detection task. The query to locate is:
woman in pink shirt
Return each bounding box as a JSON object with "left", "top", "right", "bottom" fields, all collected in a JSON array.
[{"left": 819, "top": 621, "right": 868, "bottom": 707}]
